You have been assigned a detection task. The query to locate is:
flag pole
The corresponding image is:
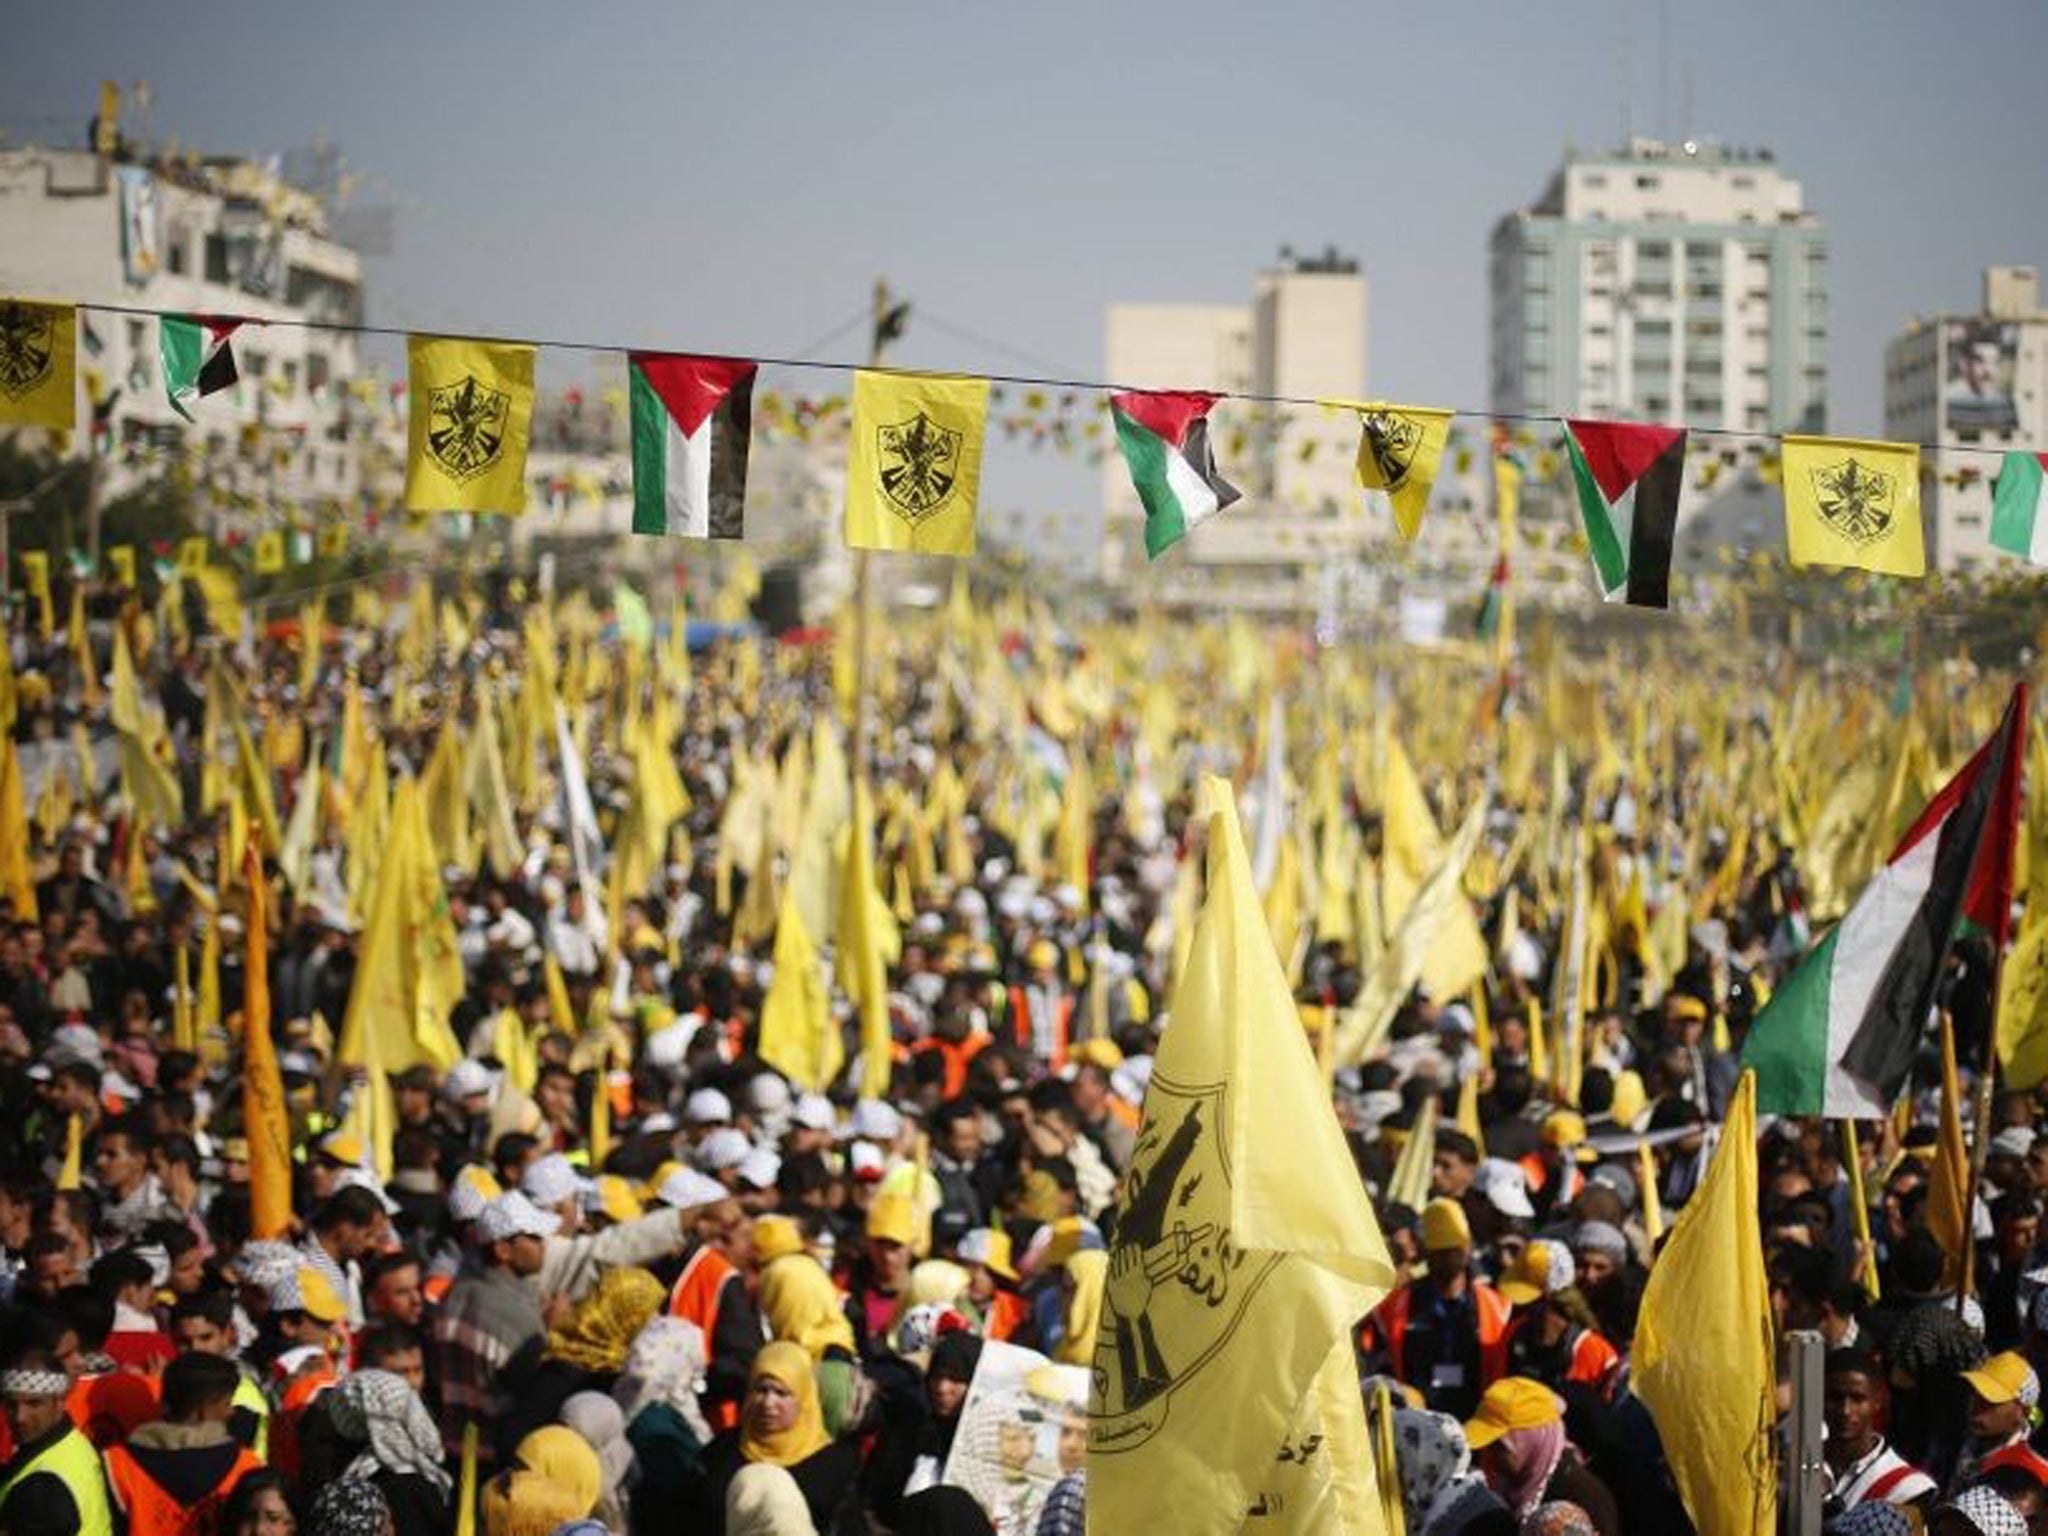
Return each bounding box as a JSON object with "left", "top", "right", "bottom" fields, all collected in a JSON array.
[
  {"left": 850, "top": 278, "right": 895, "bottom": 786},
  {"left": 1839, "top": 1119, "right": 1879, "bottom": 1301}
]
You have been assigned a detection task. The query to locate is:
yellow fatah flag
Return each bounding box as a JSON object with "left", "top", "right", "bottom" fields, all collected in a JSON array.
[
  {"left": 837, "top": 778, "right": 899, "bottom": 1098},
  {"left": 759, "top": 887, "right": 841, "bottom": 1092},
  {"left": 1633, "top": 1070, "right": 1775, "bottom": 1536},
  {"left": 1384, "top": 1094, "right": 1438, "bottom": 1211},
  {"left": 56, "top": 1114, "right": 83, "bottom": 1190},
  {"left": 253, "top": 530, "right": 285, "bottom": 576},
  {"left": 404, "top": 335, "right": 536, "bottom": 515},
  {"left": 1340, "top": 401, "right": 1454, "bottom": 540},
  {"left": 1090, "top": 776, "right": 1397, "bottom": 1536},
  {"left": 241, "top": 851, "right": 294, "bottom": 1239},
  {"left": 0, "top": 735, "right": 35, "bottom": 920},
  {"left": 19, "top": 551, "right": 53, "bottom": 641},
  {"left": 1998, "top": 918, "right": 2048, "bottom": 1090},
  {"left": 0, "top": 299, "right": 76, "bottom": 428},
  {"left": 1380, "top": 737, "right": 1488, "bottom": 1003},
  {"left": 1926, "top": 1015, "right": 1971, "bottom": 1289},
  {"left": 1781, "top": 435, "right": 1924, "bottom": 577},
  {"left": 844, "top": 371, "right": 988, "bottom": 555},
  {"left": 107, "top": 545, "right": 136, "bottom": 589},
  {"left": 491, "top": 1007, "right": 539, "bottom": 1095}
]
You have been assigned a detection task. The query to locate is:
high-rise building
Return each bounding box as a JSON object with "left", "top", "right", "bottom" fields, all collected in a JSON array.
[
  {"left": 1490, "top": 138, "right": 1827, "bottom": 438},
  {"left": 1884, "top": 265, "right": 2047, "bottom": 573},
  {"left": 1101, "top": 248, "right": 1366, "bottom": 610}
]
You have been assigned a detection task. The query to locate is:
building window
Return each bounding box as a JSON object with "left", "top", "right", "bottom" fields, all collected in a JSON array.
[{"left": 1636, "top": 174, "right": 1660, "bottom": 190}]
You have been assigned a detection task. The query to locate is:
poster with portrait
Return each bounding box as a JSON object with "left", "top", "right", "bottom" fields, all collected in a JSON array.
[
  {"left": 941, "top": 1339, "right": 1089, "bottom": 1536},
  {"left": 1945, "top": 320, "right": 2019, "bottom": 433},
  {"left": 117, "top": 166, "right": 161, "bottom": 287}
]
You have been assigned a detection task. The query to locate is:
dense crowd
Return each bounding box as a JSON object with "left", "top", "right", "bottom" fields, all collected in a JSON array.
[{"left": 0, "top": 571, "right": 2043, "bottom": 1536}]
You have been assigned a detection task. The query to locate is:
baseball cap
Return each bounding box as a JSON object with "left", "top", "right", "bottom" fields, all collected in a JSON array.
[
  {"left": 753, "top": 1215, "right": 806, "bottom": 1266},
  {"left": 1464, "top": 1377, "right": 1564, "bottom": 1449},
  {"left": 1991, "top": 1126, "right": 2035, "bottom": 1160},
  {"left": 1539, "top": 1110, "right": 1589, "bottom": 1149},
  {"left": 444, "top": 1060, "right": 493, "bottom": 1102},
  {"left": 736, "top": 1148, "right": 781, "bottom": 1191},
  {"left": 792, "top": 1093, "right": 837, "bottom": 1133},
  {"left": 849, "top": 1099, "right": 902, "bottom": 1144},
  {"left": 1475, "top": 1158, "right": 1536, "bottom": 1221},
  {"left": 591, "top": 1175, "right": 644, "bottom": 1225},
  {"left": 957, "top": 1227, "right": 1018, "bottom": 1283},
  {"left": 270, "top": 1265, "right": 347, "bottom": 1324},
  {"left": 1419, "top": 1198, "right": 1472, "bottom": 1254},
  {"left": 332, "top": 1166, "right": 401, "bottom": 1215},
  {"left": 477, "top": 1191, "right": 562, "bottom": 1244},
  {"left": 1498, "top": 1239, "right": 1576, "bottom": 1305},
  {"left": 521, "top": 1153, "right": 590, "bottom": 1208},
  {"left": 657, "top": 1167, "right": 729, "bottom": 1211},
  {"left": 685, "top": 1088, "right": 733, "bottom": 1126},
  {"left": 1962, "top": 1350, "right": 2041, "bottom": 1408},
  {"left": 696, "top": 1127, "right": 752, "bottom": 1172},
  {"left": 848, "top": 1142, "right": 886, "bottom": 1182},
  {"left": 316, "top": 1130, "right": 366, "bottom": 1167},
  {"left": 447, "top": 1165, "right": 503, "bottom": 1224}
]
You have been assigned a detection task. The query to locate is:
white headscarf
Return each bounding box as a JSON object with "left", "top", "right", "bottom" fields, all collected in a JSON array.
[
  {"left": 325, "top": 1369, "right": 453, "bottom": 1495},
  {"left": 613, "top": 1317, "right": 713, "bottom": 1443}
]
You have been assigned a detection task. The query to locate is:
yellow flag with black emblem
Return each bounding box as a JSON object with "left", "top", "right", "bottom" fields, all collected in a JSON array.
[
  {"left": 1089, "top": 776, "right": 1397, "bottom": 1536},
  {"left": 845, "top": 371, "right": 987, "bottom": 555},
  {"left": 1333, "top": 401, "right": 1454, "bottom": 540},
  {"left": 253, "top": 530, "right": 285, "bottom": 575},
  {"left": 404, "top": 336, "right": 535, "bottom": 515},
  {"left": 1782, "top": 434, "right": 1924, "bottom": 576},
  {"left": 0, "top": 299, "right": 76, "bottom": 429}
]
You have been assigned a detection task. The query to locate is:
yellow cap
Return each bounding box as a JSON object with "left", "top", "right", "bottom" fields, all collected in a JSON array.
[
  {"left": 457, "top": 1165, "right": 503, "bottom": 1202},
  {"left": 1667, "top": 994, "right": 1709, "bottom": 1024},
  {"left": 1419, "top": 1198, "right": 1471, "bottom": 1253},
  {"left": 317, "top": 1130, "right": 366, "bottom": 1167},
  {"left": 1962, "top": 1350, "right": 2042, "bottom": 1408},
  {"left": 1070, "top": 1038, "right": 1124, "bottom": 1071},
  {"left": 1539, "top": 1110, "right": 1588, "bottom": 1148},
  {"left": 596, "top": 1175, "right": 643, "bottom": 1225},
  {"left": 754, "top": 1214, "right": 806, "bottom": 1266},
  {"left": 1498, "top": 1240, "right": 1568, "bottom": 1306},
  {"left": 867, "top": 1191, "right": 917, "bottom": 1247},
  {"left": 1607, "top": 1070, "right": 1648, "bottom": 1129},
  {"left": 1464, "top": 1377, "right": 1563, "bottom": 1449},
  {"left": 296, "top": 1266, "right": 347, "bottom": 1324},
  {"left": 1026, "top": 939, "right": 1059, "bottom": 971}
]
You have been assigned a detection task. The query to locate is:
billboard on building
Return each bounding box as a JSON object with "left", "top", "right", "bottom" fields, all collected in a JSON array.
[{"left": 1944, "top": 320, "right": 2020, "bottom": 433}]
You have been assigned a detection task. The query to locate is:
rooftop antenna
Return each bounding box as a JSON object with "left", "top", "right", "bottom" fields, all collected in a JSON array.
[
  {"left": 1616, "top": 0, "right": 1634, "bottom": 145},
  {"left": 1658, "top": 0, "right": 1671, "bottom": 141}
]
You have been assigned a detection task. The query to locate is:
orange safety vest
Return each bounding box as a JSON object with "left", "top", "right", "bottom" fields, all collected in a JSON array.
[
  {"left": 984, "top": 1289, "right": 1031, "bottom": 1344},
  {"left": 1504, "top": 1315, "right": 1624, "bottom": 1397},
  {"left": 267, "top": 1359, "right": 338, "bottom": 1485},
  {"left": 669, "top": 1246, "right": 742, "bottom": 1431},
  {"left": 68, "top": 1370, "right": 162, "bottom": 1448},
  {"left": 1007, "top": 987, "right": 1073, "bottom": 1072},
  {"left": 1363, "top": 1280, "right": 1512, "bottom": 1389},
  {"left": 104, "top": 1440, "right": 263, "bottom": 1536},
  {"left": 1517, "top": 1152, "right": 1586, "bottom": 1206},
  {"left": 910, "top": 1033, "right": 991, "bottom": 1098}
]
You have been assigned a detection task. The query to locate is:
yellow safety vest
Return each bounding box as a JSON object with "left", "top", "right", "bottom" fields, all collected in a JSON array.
[
  {"left": 0, "top": 1424, "right": 115, "bottom": 1536},
  {"left": 231, "top": 1373, "right": 272, "bottom": 1461}
]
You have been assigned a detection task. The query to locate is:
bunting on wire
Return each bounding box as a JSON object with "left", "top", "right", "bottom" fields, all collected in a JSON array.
[
  {"left": 1782, "top": 435, "right": 1924, "bottom": 577},
  {"left": 1990, "top": 451, "right": 2048, "bottom": 567},
  {"left": 1564, "top": 420, "right": 1685, "bottom": 608},
  {"left": 0, "top": 298, "right": 77, "bottom": 429},
  {"left": 1343, "top": 402, "right": 1453, "bottom": 540},
  {"left": 160, "top": 315, "right": 247, "bottom": 419},
  {"left": 628, "top": 353, "right": 755, "bottom": 540},
  {"left": 1109, "top": 390, "right": 1241, "bottom": 558}
]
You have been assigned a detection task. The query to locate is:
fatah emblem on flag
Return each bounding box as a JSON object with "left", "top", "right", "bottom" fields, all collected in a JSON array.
[
  {"left": 877, "top": 411, "right": 962, "bottom": 524},
  {"left": 426, "top": 374, "right": 511, "bottom": 482},
  {"left": 0, "top": 303, "right": 56, "bottom": 399},
  {"left": 1812, "top": 457, "right": 1897, "bottom": 545},
  {"left": 1358, "top": 410, "right": 1422, "bottom": 492},
  {"left": 1093, "top": 1072, "right": 1278, "bottom": 1439}
]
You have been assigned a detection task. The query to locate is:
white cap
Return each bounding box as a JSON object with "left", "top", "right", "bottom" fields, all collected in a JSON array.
[
  {"left": 792, "top": 1093, "right": 836, "bottom": 1133},
  {"left": 1476, "top": 1157, "right": 1536, "bottom": 1221},
  {"left": 333, "top": 1166, "right": 401, "bottom": 1215},
  {"left": 848, "top": 1142, "right": 886, "bottom": 1180},
  {"left": 644, "top": 1024, "right": 693, "bottom": 1072},
  {"left": 685, "top": 1088, "right": 733, "bottom": 1126},
  {"left": 446, "top": 1168, "right": 499, "bottom": 1225},
  {"left": 444, "top": 1060, "right": 493, "bottom": 1101},
  {"left": 737, "top": 1149, "right": 781, "bottom": 1191},
  {"left": 746, "top": 1074, "right": 792, "bottom": 1115},
  {"left": 477, "top": 1191, "right": 562, "bottom": 1243},
  {"left": 640, "top": 1111, "right": 678, "bottom": 1136},
  {"left": 849, "top": 1099, "right": 902, "bottom": 1143},
  {"left": 696, "top": 1127, "right": 752, "bottom": 1172},
  {"left": 520, "top": 1152, "right": 589, "bottom": 1208},
  {"left": 657, "top": 1167, "right": 730, "bottom": 1210}
]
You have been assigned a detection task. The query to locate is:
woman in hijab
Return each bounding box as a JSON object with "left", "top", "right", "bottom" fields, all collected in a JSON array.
[
  {"left": 510, "top": 1426, "right": 603, "bottom": 1523},
  {"left": 1393, "top": 1407, "right": 1514, "bottom": 1536},
  {"left": 478, "top": 1470, "right": 587, "bottom": 1536},
  {"left": 497, "top": 1265, "right": 668, "bottom": 1455},
  {"left": 305, "top": 1480, "right": 394, "bottom": 1536},
  {"left": 898, "top": 1485, "right": 997, "bottom": 1535},
  {"left": 725, "top": 1462, "right": 817, "bottom": 1536},
  {"left": 300, "top": 1370, "right": 453, "bottom": 1536},
  {"left": 615, "top": 1317, "right": 715, "bottom": 1535},
  {"left": 757, "top": 1215, "right": 858, "bottom": 1359},
  {"left": 558, "top": 1392, "right": 633, "bottom": 1534},
  {"left": 866, "top": 1330, "right": 984, "bottom": 1526},
  {"left": 692, "top": 1341, "right": 864, "bottom": 1535}
]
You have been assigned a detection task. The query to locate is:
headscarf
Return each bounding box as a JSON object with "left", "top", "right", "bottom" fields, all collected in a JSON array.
[
  {"left": 1826, "top": 1504, "right": 1915, "bottom": 1536},
  {"left": 1521, "top": 1502, "right": 1597, "bottom": 1536},
  {"left": 481, "top": 1470, "right": 588, "bottom": 1536},
  {"left": 1490, "top": 1421, "right": 1568, "bottom": 1521},
  {"left": 1394, "top": 1407, "right": 1492, "bottom": 1533},
  {"left": 759, "top": 1250, "right": 858, "bottom": 1359},
  {"left": 928, "top": 1330, "right": 983, "bottom": 1389},
  {"left": 1054, "top": 1249, "right": 1106, "bottom": 1366},
  {"left": 326, "top": 1368, "right": 453, "bottom": 1495},
  {"left": 512, "top": 1425, "right": 602, "bottom": 1518},
  {"left": 725, "top": 1461, "right": 815, "bottom": 1536},
  {"left": 306, "top": 1478, "right": 392, "bottom": 1536},
  {"left": 544, "top": 1265, "right": 666, "bottom": 1374},
  {"left": 740, "top": 1340, "right": 833, "bottom": 1468},
  {"left": 614, "top": 1317, "right": 713, "bottom": 1443},
  {"left": 1945, "top": 1486, "right": 2029, "bottom": 1536},
  {"left": 558, "top": 1392, "right": 631, "bottom": 1500},
  {"left": 897, "top": 1484, "right": 998, "bottom": 1535}
]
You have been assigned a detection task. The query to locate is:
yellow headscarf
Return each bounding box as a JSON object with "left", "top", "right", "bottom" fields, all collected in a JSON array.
[
  {"left": 759, "top": 1252, "right": 857, "bottom": 1360},
  {"left": 544, "top": 1266, "right": 666, "bottom": 1374},
  {"left": 740, "top": 1340, "right": 833, "bottom": 1468},
  {"left": 1055, "top": 1249, "right": 1106, "bottom": 1366},
  {"left": 482, "top": 1469, "right": 588, "bottom": 1536},
  {"left": 511, "top": 1426, "right": 601, "bottom": 1518}
]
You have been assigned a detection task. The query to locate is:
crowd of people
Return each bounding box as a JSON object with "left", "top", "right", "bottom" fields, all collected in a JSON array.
[{"left": 0, "top": 568, "right": 2044, "bottom": 1536}]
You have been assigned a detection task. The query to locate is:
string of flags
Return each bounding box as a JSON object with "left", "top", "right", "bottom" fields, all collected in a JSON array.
[{"left": 5, "top": 295, "right": 2048, "bottom": 614}]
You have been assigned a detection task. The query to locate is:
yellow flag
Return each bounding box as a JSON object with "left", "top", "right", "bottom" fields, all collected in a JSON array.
[
  {"left": 1379, "top": 737, "right": 1488, "bottom": 1003},
  {"left": 0, "top": 735, "right": 35, "bottom": 920},
  {"left": 1340, "top": 402, "right": 1454, "bottom": 540},
  {"left": 1634, "top": 1071, "right": 1775, "bottom": 1536},
  {"left": 172, "top": 944, "right": 195, "bottom": 1054},
  {"left": 107, "top": 545, "right": 136, "bottom": 589},
  {"left": 0, "top": 300, "right": 77, "bottom": 428},
  {"left": 455, "top": 1423, "right": 480, "bottom": 1536},
  {"left": 1384, "top": 1095, "right": 1437, "bottom": 1211},
  {"left": 404, "top": 336, "right": 536, "bottom": 515},
  {"left": 317, "top": 523, "right": 348, "bottom": 559},
  {"left": 1926, "top": 1015, "right": 1970, "bottom": 1288},
  {"left": 589, "top": 1042, "right": 612, "bottom": 1170},
  {"left": 836, "top": 778, "right": 899, "bottom": 1098},
  {"left": 56, "top": 1114, "right": 83, "bottom": 1190},
  {"left": 844, "top": 371, "right": 987, "bottom": 555},
  {"left": 1781, "top": 435, "right": 1924, "bottom": 576},
  {"left": 1090, "top": 777, "right": 1397, "bottom": 1536},
  {"left": 242, "top": 850, "right": 294, "bottom": 1239},
  {"left": 1998, "top": 919, "right": 2048, "bottom": 1089},
  {"left": 177, "top": 537, "right": 209, "bottom": 575},
  {"left": 253, "top": 529, "right": 285, "bottom": 575},
  {"left": 759, "top": 887, "right": 841, "bottom": 1092},
  {"left": 19, "top": 551, "right": 52, "bottom": 640}
]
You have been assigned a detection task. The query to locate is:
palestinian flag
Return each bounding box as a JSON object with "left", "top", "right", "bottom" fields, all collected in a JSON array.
[
  {"left": 1742, "top": 684, "right": 2029, "bottom": 1117},
  {"left": 1109, "top": 390, "right": 1240, "bottom": 558},
  {"left": 161, "top": 315, "right": 245, "bottom": 420},
  {"left": 628, "top": 353, "right": 755, "bottom": 540},
  {"left": 1990, "top": 451, "right": 2048, "bottom": 567},
  {"left": 1474, "top": 554, "right": 1509, "bottom": 641},
  {"left": 1564, "top": 419, "right": 1685, "bottom": 608}
]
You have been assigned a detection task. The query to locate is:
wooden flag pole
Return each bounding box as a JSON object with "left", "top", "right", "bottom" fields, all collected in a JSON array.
[
  {"left": 850, "top": 277, "right": 896, "bottom": 786},
  {"left": 1840, "top": 1119, "right": 1880, "bottom": 1302}
]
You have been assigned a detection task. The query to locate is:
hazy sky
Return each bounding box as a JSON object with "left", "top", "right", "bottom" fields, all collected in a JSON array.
[{"left": 7, "top": 1, "right": 2046, "bottom": 519}]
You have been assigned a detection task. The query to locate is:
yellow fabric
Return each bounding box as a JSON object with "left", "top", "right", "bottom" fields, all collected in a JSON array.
[
  {"left": 544, "top": 1266, "right": 665, "bottom": 1374},
  {"left": 1383, "top": 1097, "right": 1438, "bottom": 1212},
  {"left": 405, "top": 336, "right": 536, "bottom": 515},
  {"left": 1378, "top": 736, "right": 1489, "bottom": 1003},
  {"left": 0, "top": 299, "right": 76, "bottom": 428},
  {"left": 1463, "top": 1376, "right": 1562, "bottom": 1449},
  {"left": 739, "top": 1341, "right": 833, "bottom": 1468},
  {"left": 1055, "top": 1248, "right": 1105, "bottom": 1366},
  {"left": 1998, "top": 917, "right": 2048, "bottom": 1089},
  {"left": 1089, "top": 776, "right": 1397, "bottom": 1536},
  {"left": 1926, "top": 1015, "right": 1970, "bottom": 1290},
  {"left": 494, "top": 1465, "right": 594, "bottom": 1532},
  {"left": 253, "top": 530, "right": 285, "bottom": 575},
  {"left": 759, "top": 1252, "right": 857, "bottom": 1360},
  {"left": 753, "top": 1216, "right": 806, "bottom": 1267},
  {"left": 0, "top": 735, "right": 35, "bottom": 919},
  {"left": 844, "top": 371, "right": 988, "bottom": 555},
  {"left": 1338, "top": 401, "right": 1454, "bottom": 540},
  {"left": 757, "top": 886, "right": 841, "bottom": 1092},
  {"left": 243, "top": 863, "right": 294, "bottom": 1240},
  {"left": 1781, "top": 435, "right": 1924, "bottom": 577},
  {"left": 1419, "top": 1197, "right": 1471, "bottom": 1253},
  {"left": 56, "top": 1112, "right": 83, "bottom": 1190},
  {"left": 1633, "top": 1071, "right": 1776, "bottom": 1536},
  {"left": 836, "top": 778, "right": 899, "bottom": 1098}
]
